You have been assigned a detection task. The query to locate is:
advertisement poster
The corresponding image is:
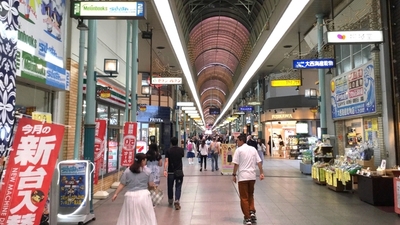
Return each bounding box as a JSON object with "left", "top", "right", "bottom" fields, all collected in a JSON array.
[
  {"left": 121, "top": 122, "right": 137, "bottom": 166},
  {"left": 364, "top": 118, "right": 378, "bottom": 142},
  {"left": 94, "top": 119, "right": 107, "bottom": 184},
  {"left": 221, "top": 144, "right": 236, "bottom": 175},
  {"left": 59, "top": 162, "right": 86, "bottom": 208},
  {"left": 0, "top": 117, "right": 64, "bottom": 225},
  {"left": 331, "top": 61, "right": 376, "bottom": 119}
]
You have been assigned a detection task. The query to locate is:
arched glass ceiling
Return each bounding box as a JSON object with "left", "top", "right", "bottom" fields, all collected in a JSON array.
[{"left": 189, "top": 16, "right": 250, "bottom": 123}]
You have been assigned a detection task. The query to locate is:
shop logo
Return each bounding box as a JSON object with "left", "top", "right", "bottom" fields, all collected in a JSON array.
[
  {"left": 38, "top": 40, "right": 62, "bottom": 60},
  {"left": 337, "top": 34, "right": 346, "bottom": 40}
]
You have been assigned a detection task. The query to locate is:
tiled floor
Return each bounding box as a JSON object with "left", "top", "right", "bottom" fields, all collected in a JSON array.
[{"left": 85, "top": 157, "right": 400, "bottom": 225}]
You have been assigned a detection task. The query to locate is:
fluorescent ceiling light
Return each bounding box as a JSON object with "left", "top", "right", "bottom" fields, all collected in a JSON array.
[
  {"left": 177, "top": 102, "right": 194, "bottom": 107},
  {"left": 153, "top": 0, "right": 205, "bottom": 125},
  {"left": 213, "top": 0, "right": 310, "bottom": 126},
  {"left": 182, "top": 106, "right": 196, "bottom": 111}
]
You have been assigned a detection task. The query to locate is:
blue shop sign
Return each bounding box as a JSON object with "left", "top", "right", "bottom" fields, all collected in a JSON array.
[
  {"left": 293, "top": 59, "right": 335, "bottom": 69},
  {"left": 239, "top": 106, "right": 254, "bottom": 111}
]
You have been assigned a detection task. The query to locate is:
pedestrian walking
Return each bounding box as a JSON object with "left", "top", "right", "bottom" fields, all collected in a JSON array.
[
  {"left": 163, "top": 137, "right": 185, "bottom": 210},
  {"left": 232, "top": 134, "right": 264, "bottom": 225},
  {"left": 112, "top": 153, "right": 157, "bottom": 225},
  {"left": 198, "top": 140, "right": 208, "bottom": 171}
]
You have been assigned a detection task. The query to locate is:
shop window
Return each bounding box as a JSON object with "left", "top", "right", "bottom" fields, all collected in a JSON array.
[
  {"left": 97, "top": 104, "right": 108, "bottom": 119},
  {"left": 110, "top": 107, "right": 119, "bottom": 125}
]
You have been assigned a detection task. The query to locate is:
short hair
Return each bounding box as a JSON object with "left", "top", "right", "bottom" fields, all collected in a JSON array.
[
  {"left": 171, "top": 137, "right": 178, "bottom": 146},
  {"left": 237, "top": 134, "right": 247, "bottom": 142}
]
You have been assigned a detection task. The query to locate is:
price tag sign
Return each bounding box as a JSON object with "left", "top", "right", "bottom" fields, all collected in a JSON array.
[{"left": 32, "top": 111, "right": 52, "bottom": 123}]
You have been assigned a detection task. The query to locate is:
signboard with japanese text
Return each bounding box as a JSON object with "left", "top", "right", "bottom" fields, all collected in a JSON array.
[
  {"left": 71, "top": 1, "right": 146, "bottom": 19},
  {"left": 221, "top": 144, "right": 236, "bottom": 175},
  {"left": 0, "top": 117, "right": 64, "bottom": 225},
  {"left": 293, "top": 59, "right": 335, "bottom": 69},
  {"left": 94, "top": 119, "right": 107, "bottom": 184},
  {"left": 327, "top": 31, "right": 383, "bottom": 44},
  {"left": 121, "top": 122, "right": 137, "bottom": 166},
  {"left": 32, "top": 112, "right": 52, "bottom": 123},
  {"left": 59, "top": 162, "right": 86, "bottom": 207},
  {"left": 331, "top": 61, "right": 376, "bottom": 119},
  {"left": 270, "top": 79, "right": 301, "bottom": 87},
  {"left": 151, "top": 77, "right": 182, "bottom": 85},
  {"left": 16, "top": 50, "right": 70, "bottom": 91},
  {"left": 238, "top": 106, "right": 254, "bottom": 112}
]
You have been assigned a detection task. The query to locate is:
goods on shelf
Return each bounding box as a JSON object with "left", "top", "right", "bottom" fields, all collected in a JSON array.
[{"left": 289, "top": 135, "right": 311, "bottom": 160}]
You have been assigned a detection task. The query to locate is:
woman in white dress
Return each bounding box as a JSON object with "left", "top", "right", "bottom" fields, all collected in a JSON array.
[{"left": 112, "top": 153, "right": 157, "bottom": 225}]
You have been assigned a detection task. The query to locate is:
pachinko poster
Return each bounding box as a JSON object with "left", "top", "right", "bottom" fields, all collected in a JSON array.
[{"left": 59, "top": 162, "right": 86, "bottom": 208}]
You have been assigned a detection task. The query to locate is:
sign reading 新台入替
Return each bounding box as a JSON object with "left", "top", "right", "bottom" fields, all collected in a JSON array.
[{"left": 71, "top": 1, "right": 146, "bottom": 19}]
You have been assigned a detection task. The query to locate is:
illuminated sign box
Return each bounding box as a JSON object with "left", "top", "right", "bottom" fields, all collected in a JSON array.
[
  {"left": 209, "top": 108, "right": 220, "bottom": 115},
  {"left": 239, "top": 106, "right": 254, "bottom": 111},
  {"left": 327, "top": 31, "right": 383, "bottom": 44},
  {"left": 152, "top": 77, "right": 182, "bottom": 85},
  {"left": 271, "top": 80, "right": 301, "bottom": 87},
  {"left": 293, "top": 59, "right": 335, "bottom": 69},
  {"left": 71, "top": 1, "right": 146, "bottom": 19}
]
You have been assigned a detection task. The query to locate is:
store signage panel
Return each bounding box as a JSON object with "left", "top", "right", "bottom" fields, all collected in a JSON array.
[
  {"left": 293, "top": 59, "right": 335, "bottom": 69},
  {"left": 16, "top": 50, "right": 70, "bottom": 91},
  {"left": 239, "top": 106, "right": 254, "bottom": 111},
  {"left": 209, "top": 108, "right": 220, "bottom": 115},
  {"left": 71, "top": 1, "right": 146, "bottom": 19},
  {"left": 271, "top": 80, "right": 301, "bottom": 87},
  {"left": 271, "top": 114, "right": 293, "bottom": 119},
  {"left": 18, "top": 0, "right": 66, "bottom": 68},
  {"left": 152, "top": 77, "right": 182, "bottom": 84},
  {"left": 327, "top": 31, "right": 383, "bottom": 44},
  {"left": 331, "top": 61, "right": 376, "bottom": 119}
]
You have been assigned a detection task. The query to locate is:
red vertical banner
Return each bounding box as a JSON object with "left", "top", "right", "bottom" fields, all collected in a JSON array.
[
  {"left": 121, "top": 122, "right": 137, "bottom": 167},
  {"left": 94, "top": 119, "right": 107, "bottom": 185},
  {"left": 0, "top": 117, "right": 64, "bottom": 225}
]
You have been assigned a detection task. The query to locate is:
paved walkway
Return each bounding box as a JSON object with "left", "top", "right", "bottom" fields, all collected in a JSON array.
[{"left": 76, "top": 157, "right": 400, "bottom": 225}]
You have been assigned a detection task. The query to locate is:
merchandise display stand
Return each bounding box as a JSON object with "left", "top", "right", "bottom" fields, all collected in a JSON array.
[{"left": 357, "top": 174, "right": 394, "bottom": 206}]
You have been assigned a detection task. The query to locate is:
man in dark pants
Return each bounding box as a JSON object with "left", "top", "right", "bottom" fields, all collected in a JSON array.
[
  {"left": 163, "top": 137, "right": 185, "bottom": 210},
  {"left": 233, "top": 134, "right": 264, "bottom": 225}
]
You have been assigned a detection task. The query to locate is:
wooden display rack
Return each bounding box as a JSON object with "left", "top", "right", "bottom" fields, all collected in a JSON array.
[{"left": 325, "top": 169, "right": 352, "bottom": 192}]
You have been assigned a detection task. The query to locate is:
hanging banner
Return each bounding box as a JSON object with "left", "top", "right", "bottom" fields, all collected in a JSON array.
[
  {"left": 121, "top": 122, "right": 137, "bottom": 166},
  {"left": 220, "top": 144, "right": 237, "bottom": 175},
  {"left": 94, "top": 119, "right": 107, "bottom": 184},
  {"left": 0, "top": 117, "right": 64, "bottom": 225},
  {"left": 331, "top": 61, "right": 376, "bottom": 119}
]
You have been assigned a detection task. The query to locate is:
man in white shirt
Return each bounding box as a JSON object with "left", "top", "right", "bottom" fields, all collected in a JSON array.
[{"left": 232, "top": 134, "right": 264, "bottom": 225}]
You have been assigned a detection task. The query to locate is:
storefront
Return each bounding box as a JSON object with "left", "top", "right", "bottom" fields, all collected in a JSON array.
[
  {"left": 261, "top": 108, "right": 318, "bottom": 158},
  {"left": 137, "top": 105, "right": 172, "bottom": 154},
  {"left": 331, "top": 60, "right": 381, "bottom": 159}
]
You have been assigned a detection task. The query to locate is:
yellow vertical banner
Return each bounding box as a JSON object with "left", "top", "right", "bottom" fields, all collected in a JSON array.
[
  {"left": 220, "top": 144, "right": 236, "bottom": 175},
  {"left": 32, "top": 111, "right": 52, "bottom": 123}
]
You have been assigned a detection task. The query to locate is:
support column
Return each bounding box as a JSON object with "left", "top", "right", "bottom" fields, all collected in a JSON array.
[
  {"left": 131, "top": 20, "right": 138, "bottom": 121},
  {"left": 183, "top": 95, "right": 187, "bottom": 149},
  {"left": 317, "top": 14, "right": 327, "bottom": 135},
  {"left": 74, "top": 21, "right": 86, "bottom": 159},
  {"left": 257, "top": 81, "right": 262, "bottom": 139},
  {"left": 175, "top": 85, "right": 179, "bottom": 138},
  {"left": 84, "top": 19, "right": 97, "bottom": 213},
  {"left": 125, "top": 21, "right": 131, "bottom": 122}
]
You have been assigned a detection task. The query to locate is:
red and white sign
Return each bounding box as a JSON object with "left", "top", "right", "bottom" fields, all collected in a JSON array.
[
  {"left": 94, "top": 119, "right": 107, "bottom": 184},
  {"left": 121, "top": 122, "right": 137, "bottom": 166},
  {"left": 0, "top": 117, "right": 64, "bottom": 225}
]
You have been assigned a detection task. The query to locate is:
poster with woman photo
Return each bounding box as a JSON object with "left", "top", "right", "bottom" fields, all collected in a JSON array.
[{"left": 221, "top": 144, "right": 236, "bottom": 175}]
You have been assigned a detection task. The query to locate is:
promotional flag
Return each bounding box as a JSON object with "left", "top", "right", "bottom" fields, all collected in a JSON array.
[
  {"left": 0, "top": 117, "right": 64, "bottom": 225},
  {"left": 94, "top": 119, "right": 107, "bottom": 184},
  {"left": 121, "top": 122, "right": 137, "bottom": 166}
]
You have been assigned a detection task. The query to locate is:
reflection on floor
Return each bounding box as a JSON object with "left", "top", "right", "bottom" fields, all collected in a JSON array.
[{"left": 78, "top": 158, "right": 400, "bottom": 225}]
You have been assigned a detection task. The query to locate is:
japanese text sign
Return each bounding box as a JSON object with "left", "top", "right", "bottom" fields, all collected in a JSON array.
[
  {"left": 121, "top": 122, "right": 137, "bottom": 166},
  {"left": 331, "top": 61, "right": 376, "bottom": 119},
  {"left": 293, "top": 59, "right": 335, "bottom": 69},
  {"left": 151, "top": 77, "right": 182, "bottom": 85},
  {"left": 94, "top": 119, "right": 107, "bottom": 184},
  {"left": 0, "top": 117, "right": 64, "bottom": 225}
]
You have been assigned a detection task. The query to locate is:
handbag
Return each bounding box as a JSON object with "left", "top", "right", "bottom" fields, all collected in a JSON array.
[
  {"left": 174, "top": 170, "right": 184, "bottom": 178},
  {"left": 149, "top": 188, "right": 164, "bottom": 206}
]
